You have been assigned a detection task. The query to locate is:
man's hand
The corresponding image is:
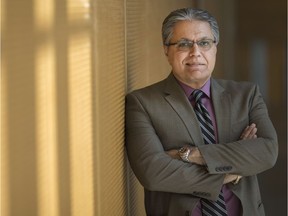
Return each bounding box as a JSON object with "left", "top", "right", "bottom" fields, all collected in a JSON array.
[
  {"left": 188, "top": 147, "right": 206, "bottom": 165},
  {"left": 165, "top": 149, "right": 180, "bottom": 160},
  {"left": 240, "top": 123, "right": 257, "bottom": 140},
  {"left": 223, "top": 174, "right": 242, "bottom": 184}
]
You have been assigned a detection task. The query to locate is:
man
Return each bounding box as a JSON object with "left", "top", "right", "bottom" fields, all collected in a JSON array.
[{"left": 125, "top": 8, "right": 278, "bottom": 216}]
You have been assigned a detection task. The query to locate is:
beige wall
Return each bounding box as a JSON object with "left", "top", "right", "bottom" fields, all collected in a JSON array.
[{"left": 2, "top": 0, "right": 286, "bottom": 216}]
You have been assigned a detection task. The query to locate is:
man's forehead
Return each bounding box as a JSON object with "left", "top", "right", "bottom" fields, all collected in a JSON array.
[{"left": 172, "top": 21, "right": 213, "bottom": 40}]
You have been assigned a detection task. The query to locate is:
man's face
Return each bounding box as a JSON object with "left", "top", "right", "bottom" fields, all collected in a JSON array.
[{"left": 164, "top": 20, "right": 217, "bottom": 89}]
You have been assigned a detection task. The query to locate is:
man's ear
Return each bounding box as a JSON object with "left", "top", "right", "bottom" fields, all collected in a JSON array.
[{"left": 163, "top": 45, "right": 168, "bottom": 56}]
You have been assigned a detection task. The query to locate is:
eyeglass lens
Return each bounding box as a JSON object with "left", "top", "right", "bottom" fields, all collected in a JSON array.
[{"left": 176, "top": 39, "right": 215, "bottom": 51}]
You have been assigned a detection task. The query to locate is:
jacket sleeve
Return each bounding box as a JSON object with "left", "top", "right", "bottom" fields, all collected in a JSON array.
[
  {"left": 199, "top": 84, "right": 278, "bottom": 176},
  {"left": 125, "top": 92, "right": 224, "bottom": 200}
]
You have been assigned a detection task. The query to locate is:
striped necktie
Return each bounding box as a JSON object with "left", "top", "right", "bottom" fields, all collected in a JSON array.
[{"left": 192, "top": 89, "right": 228, "bottom": 216}]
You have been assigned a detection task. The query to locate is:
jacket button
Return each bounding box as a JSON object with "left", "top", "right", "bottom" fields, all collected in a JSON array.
[
  {"left": 224, "top": 166, "right": 232, "bottom": 171},
  {"left": 216, "top": 167, "right": 223, "bottom": 172}
]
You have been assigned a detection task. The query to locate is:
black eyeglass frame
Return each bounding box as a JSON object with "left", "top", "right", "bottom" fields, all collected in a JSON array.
[{"left": 164, "top": 39, "right": 217, "bottom": 51}]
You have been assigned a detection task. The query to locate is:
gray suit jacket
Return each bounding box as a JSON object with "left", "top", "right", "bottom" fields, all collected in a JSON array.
[{"left": 125, "top": 73, "right": 278, "bottom": 216}]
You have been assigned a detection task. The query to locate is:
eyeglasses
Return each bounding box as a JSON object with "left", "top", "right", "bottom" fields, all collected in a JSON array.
[{"left": 165, "top": 39, "right": 216, "bottom": 52}]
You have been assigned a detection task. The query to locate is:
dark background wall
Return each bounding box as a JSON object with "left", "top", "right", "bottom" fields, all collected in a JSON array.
[{"left": 195, "top": 1, "right": 287, "bottom": 215}]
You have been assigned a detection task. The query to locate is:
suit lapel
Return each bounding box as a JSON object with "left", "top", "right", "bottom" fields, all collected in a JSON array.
[
  {"left": 163, "top": 74, "right": 205, "bottom": 146},
  {"left": 211, "top": 79, "right": 231, "bottom": 143}
]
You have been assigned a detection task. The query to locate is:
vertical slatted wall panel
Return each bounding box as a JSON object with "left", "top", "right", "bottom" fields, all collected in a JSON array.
[
  {"left": 68, "top": 33, "right": 94, "bottom": 216},
  {"left": 2, "top": 0, "right": 96, "bottom": 215},
  {"left": 125, "top": 2, "right": 148, "bottom": 215},
  {"left": 2, "top": 0, "right": 9, "bottom": 214},
  {"left": 126, "top": 1, "right": 148, "bottom": 91},
  {"left": 2, "top": 0, "right": 38, "bottom": 215},
  {"left": 93, "top": 1, "right": 126, "bottom": 215},
  {"left": 35, "top": 31, "right": 59, "bottom": 216},
  {"left": 67, "top": 1, "right": 94, "bottom": 216},
  {"left": 34, "top": 0, "right": 59, "bottom": 215}
]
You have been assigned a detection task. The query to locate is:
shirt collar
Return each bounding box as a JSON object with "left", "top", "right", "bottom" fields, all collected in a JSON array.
[{"left": 176, "top": 78, "right": 211, "bottom": 99}]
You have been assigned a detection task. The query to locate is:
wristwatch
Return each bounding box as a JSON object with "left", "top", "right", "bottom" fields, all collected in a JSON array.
[{"left": 178, "top": 146, "right": 191, "bottom": 162}]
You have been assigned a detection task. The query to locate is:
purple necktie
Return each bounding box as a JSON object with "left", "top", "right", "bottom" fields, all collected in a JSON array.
[{"left": 192, "top": 89, "right": 228, "bottom": 216}]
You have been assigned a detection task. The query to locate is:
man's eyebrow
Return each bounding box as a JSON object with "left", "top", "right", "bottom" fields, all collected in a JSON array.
[
  {"left": 200, "top": 36, "right": 213, "bottom": 40},
  {"left": 178, "top": 38, "right": 192, "bottom": 42},
  {"left": 178, "top": 36, "right": 213, "bottom": 42}
]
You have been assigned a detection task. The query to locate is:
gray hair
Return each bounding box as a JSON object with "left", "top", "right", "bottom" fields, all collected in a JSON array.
[{"left": 162, "top": 8, "right": 219, "bottom": 45}]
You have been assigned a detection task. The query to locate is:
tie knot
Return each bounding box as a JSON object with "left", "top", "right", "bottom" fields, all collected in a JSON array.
[{"left": 191, "top": 89, "right": 204, "bottom": 103}]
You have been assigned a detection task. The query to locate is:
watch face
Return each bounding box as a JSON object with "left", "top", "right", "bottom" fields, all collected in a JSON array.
[
  {"left": 179, "top": 147, "right": 188, "bottom": 154},
  {"left": 179, "top": 146, "right": 191, "bottom": 162}
]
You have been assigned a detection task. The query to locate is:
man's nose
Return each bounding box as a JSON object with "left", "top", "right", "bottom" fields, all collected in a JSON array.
[{"left": 189, "top": 43, "right": 201, "bottom": 56}]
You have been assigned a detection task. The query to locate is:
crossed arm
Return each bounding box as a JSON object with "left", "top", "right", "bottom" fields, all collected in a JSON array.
[
  {"left": 126, "top": 85, "right": 278, "bottom": 198},
  {"left": 166, "top": 123, "right": 258, "bottom": 184}
]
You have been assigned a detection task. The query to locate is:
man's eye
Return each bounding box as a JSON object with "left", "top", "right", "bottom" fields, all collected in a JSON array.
[
  {"left": 198, "top": 40, "right": 210, "bottom": 47},
  {"left": 177, "top": 42, "right": 191, "bottom": 48}
]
